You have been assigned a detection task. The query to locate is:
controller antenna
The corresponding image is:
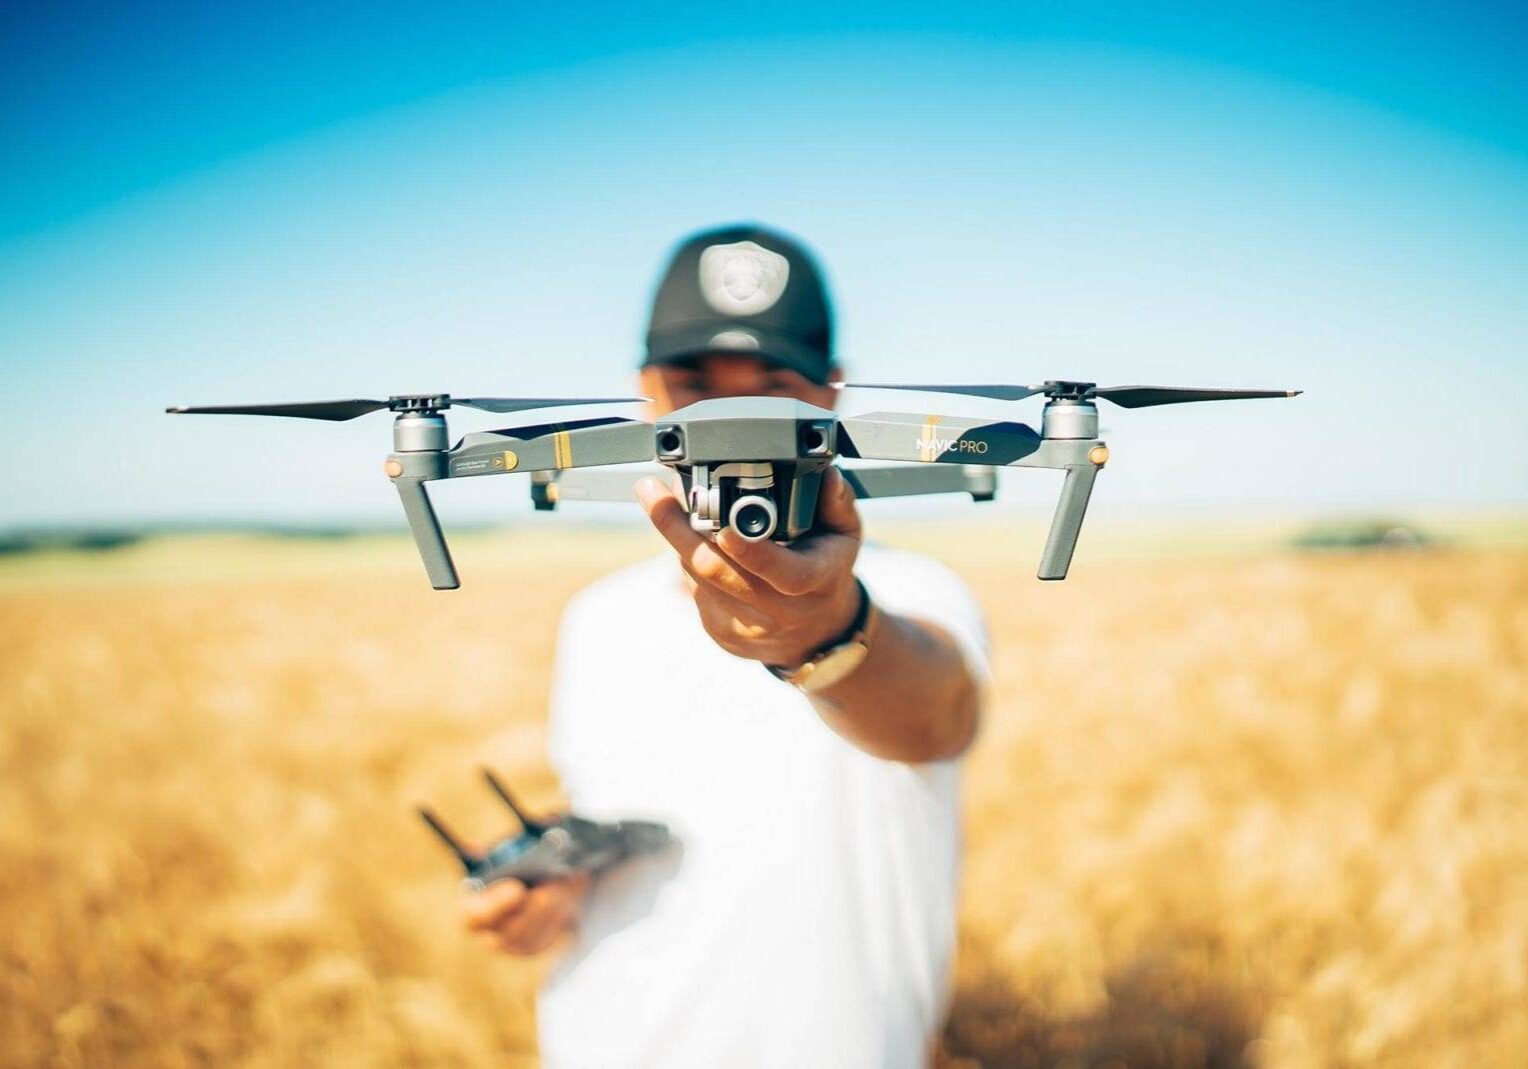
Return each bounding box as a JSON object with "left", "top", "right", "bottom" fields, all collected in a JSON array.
[
  {"left": 417, "top": 807, "right": 479, "bottom": 871},
  {"left": 481, "top": 768, "right": 549, "bottom": 835}
]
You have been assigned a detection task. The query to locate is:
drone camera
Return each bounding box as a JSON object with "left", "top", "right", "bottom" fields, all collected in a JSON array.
[
  {"left": 688, "top": 461, "right": 787, "bottom": 541},
  {"left": 729, "top": 495, "right": 779, "bottom": 541}
]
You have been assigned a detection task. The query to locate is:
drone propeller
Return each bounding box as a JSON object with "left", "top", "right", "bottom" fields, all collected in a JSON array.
[
  {"left": 841, "top": 381, "right": 1300, "bottom": 408},
  {"left": 165, "top": 394, "right": 648, "bottom": 421},
  {"left": 166, "top": 399, "right": 392, "bottom": 420},
  {"left": 839, "top": 382, "right": 1046, "bottom": 402},
  {"left": 454, "top": 396, "right": 648, "bottom": 414},
  {"left": 1088, "top": 385, "right": 1301, "bottom": 408}
]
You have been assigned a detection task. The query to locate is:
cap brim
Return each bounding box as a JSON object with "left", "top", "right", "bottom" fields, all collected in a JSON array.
[{"left": 644, "top": 323, "right": 832, "bottom": 385}]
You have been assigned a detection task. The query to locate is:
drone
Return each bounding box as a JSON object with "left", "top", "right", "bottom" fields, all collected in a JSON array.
[
  {"left": 419, "top": 768, "right": 671, "bottom": 891},
  {"left": 166, "top": 379, "right": 1299, "bottom": 588}
]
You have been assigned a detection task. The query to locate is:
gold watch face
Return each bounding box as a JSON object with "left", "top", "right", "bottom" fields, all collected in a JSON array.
[{"left": 796, "top": 640, "right": 870, "bottom": 693}]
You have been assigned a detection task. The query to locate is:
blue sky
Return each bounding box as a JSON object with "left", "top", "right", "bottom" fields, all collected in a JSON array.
[{"left": 2, "top": 3, "right": 1525, "bottom": 525}]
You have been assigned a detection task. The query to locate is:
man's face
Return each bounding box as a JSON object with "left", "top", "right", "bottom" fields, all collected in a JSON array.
[{"left": 639, "top": 354, "right": 840, "bottom": 418}]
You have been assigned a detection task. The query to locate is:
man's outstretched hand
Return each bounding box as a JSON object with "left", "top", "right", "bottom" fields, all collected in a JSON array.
[
  {"left": 463, "top": 873, "right": 591, "bottom": 956},
  {"left": 637, "top": 463, "right": 980, "bottom": 762},
  {"left": 635, "top": 467, "right": 862, "bottom": 669}
]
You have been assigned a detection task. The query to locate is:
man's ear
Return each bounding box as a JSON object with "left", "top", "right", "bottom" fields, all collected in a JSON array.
[
  {"left": 638, "top": 366, "right": 668, "bottom": 419},
  {"left": 816, "top": 366, "right": 845, "bottom": 409}
]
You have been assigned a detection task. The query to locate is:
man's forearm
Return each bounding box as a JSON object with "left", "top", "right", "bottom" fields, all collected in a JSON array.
[{"left": 809, "top": 611, "right": 980, "bottom": 763}]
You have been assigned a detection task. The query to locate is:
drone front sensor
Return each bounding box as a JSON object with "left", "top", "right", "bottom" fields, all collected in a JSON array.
[{"left": 166, "top": 379, "right": 1299, "bottom": 588}]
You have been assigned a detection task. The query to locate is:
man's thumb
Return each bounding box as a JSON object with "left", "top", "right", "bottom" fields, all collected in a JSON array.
[{"left": 816, "top": 468, "right": 861, "bottom": 535}]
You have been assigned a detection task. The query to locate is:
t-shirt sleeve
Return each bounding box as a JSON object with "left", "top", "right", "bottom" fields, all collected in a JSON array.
[{"left": 857, "top": 546, "right": 991, "bottom": 687}]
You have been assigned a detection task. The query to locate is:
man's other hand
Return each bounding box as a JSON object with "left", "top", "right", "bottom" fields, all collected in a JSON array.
[
  {"left": 462, "top": 873, "right": 591, "bottom": 956},
  {"left": 636, "top": 467, "right": 862, "bottom": 668}
]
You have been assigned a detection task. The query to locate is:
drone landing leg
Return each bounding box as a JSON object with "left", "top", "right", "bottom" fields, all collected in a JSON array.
[
  {"left": 1038, "top": 462, "right": 1098, "bottom": 580},
  {"left": 393, "top": 478, "right": 460, "bottom": 590}
]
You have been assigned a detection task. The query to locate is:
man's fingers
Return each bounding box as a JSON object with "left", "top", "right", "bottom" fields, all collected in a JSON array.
[
  {"left": 715, "top": 468, "right": 861, "bottom": 595},
  {"left": 716, "top": 528, "right": 829, "bottom": 595},
  {"left": 495, "top": 882, "right": 580, "bottom": 953},
  {"left": 463, "top": 879, "right": 528, "bottom": 932},
  {"left": 717, "top": 525, "right": 860, "bottom": 597},
  {"left": 684, "top": 573, "right": 778, "bottom": 631},
  {"left": 469, "top": 873, "right": 592, "bottom": 956},
  {"left": 686, "top": 540, "right": 772, "bottom": 600},
  {"left": 639, "top": 477, "right": 770, "bottom": 601},
  {"left": 636, "top": 477, "right": 703, "bottom": 555},
  {"left": 499, "top": 905, "right": 572, "bottom": 954},
  {"left": 815, "top": 468, "right": 862, "bottom": 537},
  {"left": 494, "top": 892, "right": 560, "bottom": 950}
]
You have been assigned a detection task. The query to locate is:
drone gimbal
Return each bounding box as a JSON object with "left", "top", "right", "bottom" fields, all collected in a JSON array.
[{"left": 167, "top": 379, "right": 1298, "bottom": 588}]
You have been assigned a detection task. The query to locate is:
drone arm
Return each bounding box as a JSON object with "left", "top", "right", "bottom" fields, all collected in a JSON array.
[
  {"left": 837, "top": 412, "right": 1043, "bottom": 465},
  {"left": 839, "top": 463, "right": 997, "bottom": 501},
  {"left": 530, "top": 464, "right": 674, "bottom": 508},
  {"left": 842, "top": 412, "right": 1107, "bottom": 579},
  {"left": 1037, "top": 461, "right": 1098, "bottom": 580},
  {"left": 392, "top": 475, "right": 459, "bottom": 590},
  {"left": 446, "top": 417, "right": 654, "bottom": 479}
]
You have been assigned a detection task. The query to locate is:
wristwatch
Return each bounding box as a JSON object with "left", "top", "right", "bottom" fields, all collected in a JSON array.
[{"left": 765, "top": 578, "right": 877, "bottom": 693}]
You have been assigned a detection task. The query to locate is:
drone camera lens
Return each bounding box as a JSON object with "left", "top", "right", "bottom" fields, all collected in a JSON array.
[
  {"left": 800, "top": 425, "right": 828, "bottom": 454},
  {"left": 729, "top": 496, "right": 778, "bottom": 542},
  {"left": 656, "top": 428, "right": 684, "bottom": 456}
]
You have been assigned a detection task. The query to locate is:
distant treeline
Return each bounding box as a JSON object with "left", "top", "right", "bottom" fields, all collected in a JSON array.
[
  {"left": 0, "top": 530, "right": 146, "bottom": 555},
  {"left": 0, "top": 523, "right": 501, "bottom": 557}
]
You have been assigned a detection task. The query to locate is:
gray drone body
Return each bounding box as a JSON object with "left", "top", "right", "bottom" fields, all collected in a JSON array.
[
  {"left": 167, "top": 379, "right": 1300, "bottom": 589},
  {"left": 420, "top": 769, "right": 671, "bottom": 892}
]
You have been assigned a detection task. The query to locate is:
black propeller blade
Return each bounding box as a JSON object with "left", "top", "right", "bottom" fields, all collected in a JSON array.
[
  {"left": 839, "top": 382, "right": 1046, "bottom": 402},
  {"left": 1091, "top": 385, "right": 1302, "bottom": 408},
  {"left": 840, "top": 381, "right": 1300, "bottom": 408},
  {"left": 453, "top": 396, "right": 647, "bottom": 414},
  {"left": 166, "top": 395, "right": 648, "bottom": 421},
  {"left": 165, "top": 399, "right": 389, "bottom": 421}
]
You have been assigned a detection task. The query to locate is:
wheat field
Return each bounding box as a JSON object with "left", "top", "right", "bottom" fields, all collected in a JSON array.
[{"left": 2, "top": 525, "right": 1525, "bottom": 1067}]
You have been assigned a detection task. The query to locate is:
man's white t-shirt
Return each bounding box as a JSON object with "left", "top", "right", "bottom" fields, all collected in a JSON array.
[{"left": 538, "top": 543, "right": 988, "bottom": 1068}]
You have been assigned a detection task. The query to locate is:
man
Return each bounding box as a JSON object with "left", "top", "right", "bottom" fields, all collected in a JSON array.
[{"left": 463, "top": 225, "right": 988, "bottom": 1067}]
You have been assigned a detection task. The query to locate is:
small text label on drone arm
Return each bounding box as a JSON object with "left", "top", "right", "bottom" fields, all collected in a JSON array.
[{"left": 914, "top": 436, "right": 989, "bottom": 456}]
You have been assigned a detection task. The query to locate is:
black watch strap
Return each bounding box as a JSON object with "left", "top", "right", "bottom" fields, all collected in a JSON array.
[{"left": 764, "top": 578, "right": 871, "bottom": 680}]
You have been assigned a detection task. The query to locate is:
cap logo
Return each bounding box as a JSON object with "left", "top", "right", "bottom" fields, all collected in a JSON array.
[
  {"left": 709, "top": 329, "right": 761, "bottom": 351},
  {"left": 698, "top": 240, "right": 790, "bottom": 316}
]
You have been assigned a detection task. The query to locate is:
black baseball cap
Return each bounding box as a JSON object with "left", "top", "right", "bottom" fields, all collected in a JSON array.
[{"left": 642, "top": 224, "right": 835, "bottom": 385}]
